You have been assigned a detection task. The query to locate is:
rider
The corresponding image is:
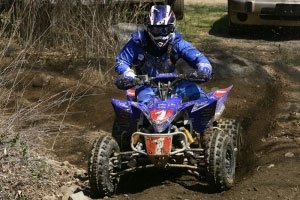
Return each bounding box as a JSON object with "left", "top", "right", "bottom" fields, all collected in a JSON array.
[{"left": 115, "top": 4, "right": 212, "bottom": 103}]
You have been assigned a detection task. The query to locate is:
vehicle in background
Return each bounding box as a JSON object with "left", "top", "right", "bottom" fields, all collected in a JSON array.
[{"left": 228, "top": 0, "right": 300, "bottom": 31}]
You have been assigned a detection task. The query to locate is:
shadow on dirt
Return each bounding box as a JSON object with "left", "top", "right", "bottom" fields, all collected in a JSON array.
[
  {"left": 116, "top": 169, "right": 216, "bottom": 195},
  {"left": 209, "top": 15, "right": 300, "bottom": 41},
  {"left": 275, "top": 61, "right": 300, "bottom": 82},
  {"left": 117, "top": 169, "right": 182, "bottom": 193}
]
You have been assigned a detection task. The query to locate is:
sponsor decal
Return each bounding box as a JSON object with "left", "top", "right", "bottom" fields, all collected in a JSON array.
[
  {"left": 138, "top": 54, "right": 144, "bottom": 61},
  {"left": 157, "top": 103, "right": 167, "bottom": 109},
  {"left": 150, "top": 110, "right": 173, "bottom": 123},
  {"left": 191, "top": 101, "right": 209, "bottom": 113}
]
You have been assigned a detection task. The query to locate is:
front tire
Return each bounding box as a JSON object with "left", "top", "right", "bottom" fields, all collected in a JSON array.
[
  {"left": 88, "top": 136, "right": 121, "bottom": 197},
  {"left": 205, "top": 129, "right": 236, "bottom": 191}
]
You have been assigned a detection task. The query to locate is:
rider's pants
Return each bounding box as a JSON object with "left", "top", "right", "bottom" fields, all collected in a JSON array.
[{"left": 136, "top": 80, "right": 206, "bottom": 103}]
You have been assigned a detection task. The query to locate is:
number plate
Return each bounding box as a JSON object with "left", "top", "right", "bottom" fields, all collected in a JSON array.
[{"left": 144, "top": 135, "right": 172, "bottom": 156}]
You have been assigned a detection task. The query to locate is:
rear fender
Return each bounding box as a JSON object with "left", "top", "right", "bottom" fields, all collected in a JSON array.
[
  {"left": 207, "top": 85, "right": 233, "bottom": 103},
  {"left": 207, "top": 85, "right": 233, "bottom": 121},
  {"left": 181, "top": 98, "right": 217, "bottom": 134}
]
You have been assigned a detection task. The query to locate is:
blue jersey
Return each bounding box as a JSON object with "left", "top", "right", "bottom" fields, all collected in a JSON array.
[{"left": 115, "top": 31, "right": 212, "bottom": 78}]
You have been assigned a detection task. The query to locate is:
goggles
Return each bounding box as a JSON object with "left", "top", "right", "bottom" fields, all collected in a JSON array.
[{"left": 148, "top": 25, "right": 174, "bottom": 37}]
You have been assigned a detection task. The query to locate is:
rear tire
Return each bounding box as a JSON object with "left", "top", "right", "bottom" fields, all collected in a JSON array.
[
  {"left": 205, "top": 129, "right": 236, "bottom": 191},
  {"left": 215, "top": 119, "right": 242, "bottom": 155},
  {"left": 88, "top": 136, "right": 121, "bottom": 197}
]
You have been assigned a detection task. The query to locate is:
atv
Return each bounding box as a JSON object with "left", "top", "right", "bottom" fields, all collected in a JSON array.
[{"left": 88, "top": 73, "right": 241, "bottom": 197}]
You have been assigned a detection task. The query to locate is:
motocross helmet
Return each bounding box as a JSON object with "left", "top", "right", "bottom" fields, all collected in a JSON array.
[{"left": 147, "top": 5, "right": 176, "bottom": 48}]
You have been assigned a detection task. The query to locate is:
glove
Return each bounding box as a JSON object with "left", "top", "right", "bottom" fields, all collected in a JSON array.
[
  {"left": 115, "top": 77, "right": 137, "bottom": 90},
  {"left": 196, "top": 62, "right": 212, "bottom": 79},
  {"left": 115, "top": 68, "right": 137, "bottom": 90},
  {"left": 186, "top": 71, "right": 211, "bottom": 83},
  {"left": 123, "top": 68, "right": 136, "bottom": 79},
  {"left": 187, "top": 71, "right": 209, "bottom": 80}
]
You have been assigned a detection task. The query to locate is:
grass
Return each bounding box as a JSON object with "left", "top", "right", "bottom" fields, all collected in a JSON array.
[
  {"left": 280, "top": 49, "right": 300, "bottom": 66},
  {"left": 177, "top": 4, "right": 227, "bottom": 42}
]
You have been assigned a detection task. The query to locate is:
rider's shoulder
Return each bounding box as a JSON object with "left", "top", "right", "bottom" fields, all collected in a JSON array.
[
  {"left": 171, "top": 31, "right": 184, "bottom": 45},
  {"left": 130, "top": 31, "right": 147, "bottom": 46},
  {"left": 171, "top": 31, "right": 194, "bottom": 50}
]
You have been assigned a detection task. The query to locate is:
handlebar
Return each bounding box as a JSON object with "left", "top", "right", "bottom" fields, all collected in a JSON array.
[{"left": 133, "top": 73, "right": 209, "bottom": 87}]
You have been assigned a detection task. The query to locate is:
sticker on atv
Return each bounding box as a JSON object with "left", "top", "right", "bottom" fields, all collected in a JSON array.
[{"left": 145, "top": 135, "right": 172, "bottom": 155}]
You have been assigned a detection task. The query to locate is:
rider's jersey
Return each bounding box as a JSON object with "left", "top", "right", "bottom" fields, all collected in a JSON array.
[{"left": 115, "top": 31, "right": 212, "bottom": 78}]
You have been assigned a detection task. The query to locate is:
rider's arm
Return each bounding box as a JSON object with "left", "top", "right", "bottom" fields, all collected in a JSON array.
[
  {"left": 175, "top": 36, "right": 212, "bottom": 78},
  {"left": 115, "top": 39, "right": 141, "bottom": 77}
]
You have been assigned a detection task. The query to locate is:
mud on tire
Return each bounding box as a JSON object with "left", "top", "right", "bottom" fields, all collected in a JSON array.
[
  {"left": 88, "top": 136, "right": 121, "bottom": 197},
  {"left": 205, "top": 129, "right": 236, "bottom": 191},
  {"left": 216, "top": 119, "right": 242, "bottom": 155}
]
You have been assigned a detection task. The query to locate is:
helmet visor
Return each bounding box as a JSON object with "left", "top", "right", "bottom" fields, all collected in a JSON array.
[{"left": 148, "top": 25, "right": 174, "bottom": 37}]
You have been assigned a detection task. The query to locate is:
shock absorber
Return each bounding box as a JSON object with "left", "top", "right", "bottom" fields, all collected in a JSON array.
[{"left": 179, "top": 127, "right": 195, "bottom": 144}]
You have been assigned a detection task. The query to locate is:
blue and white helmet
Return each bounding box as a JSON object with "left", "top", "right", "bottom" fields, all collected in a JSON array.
[{"left": 147, "top": 5, "right": 176, "bottom": 48}]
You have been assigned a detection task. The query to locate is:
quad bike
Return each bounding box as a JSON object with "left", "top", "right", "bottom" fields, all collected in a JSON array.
[{"left": 88, "top": 73, "right": 241, "bottom": 197}]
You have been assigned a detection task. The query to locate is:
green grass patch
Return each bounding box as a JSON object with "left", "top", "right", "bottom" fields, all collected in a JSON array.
[
  {"left": 177, "top": 5, "right": 226, "bottom": 46},
  {"left": 177, "top": 5, "right": 227, "bottom": 35},
  {"left": 200, "top": 37, "right": 221, "bottom": 48},
  {"left": 281, "top": 51, "right": 300, "bottom": 66}
]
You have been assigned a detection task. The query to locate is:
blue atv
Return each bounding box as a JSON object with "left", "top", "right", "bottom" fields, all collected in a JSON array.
[{"left": 88, "top": 73, "right": 241, "bottom": 197}]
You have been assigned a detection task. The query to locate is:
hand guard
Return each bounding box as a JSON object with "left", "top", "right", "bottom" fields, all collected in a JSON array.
[{"left": 115, "top": 77, "right": 137, "bottom": 90}]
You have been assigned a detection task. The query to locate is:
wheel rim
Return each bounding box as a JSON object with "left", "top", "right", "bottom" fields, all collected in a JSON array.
[
  {"left": 108, "top": 151, "right": 120, "bottom": 184},
  {"left": 225, "top": 144, "right": 235, "bottom": 180}
]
